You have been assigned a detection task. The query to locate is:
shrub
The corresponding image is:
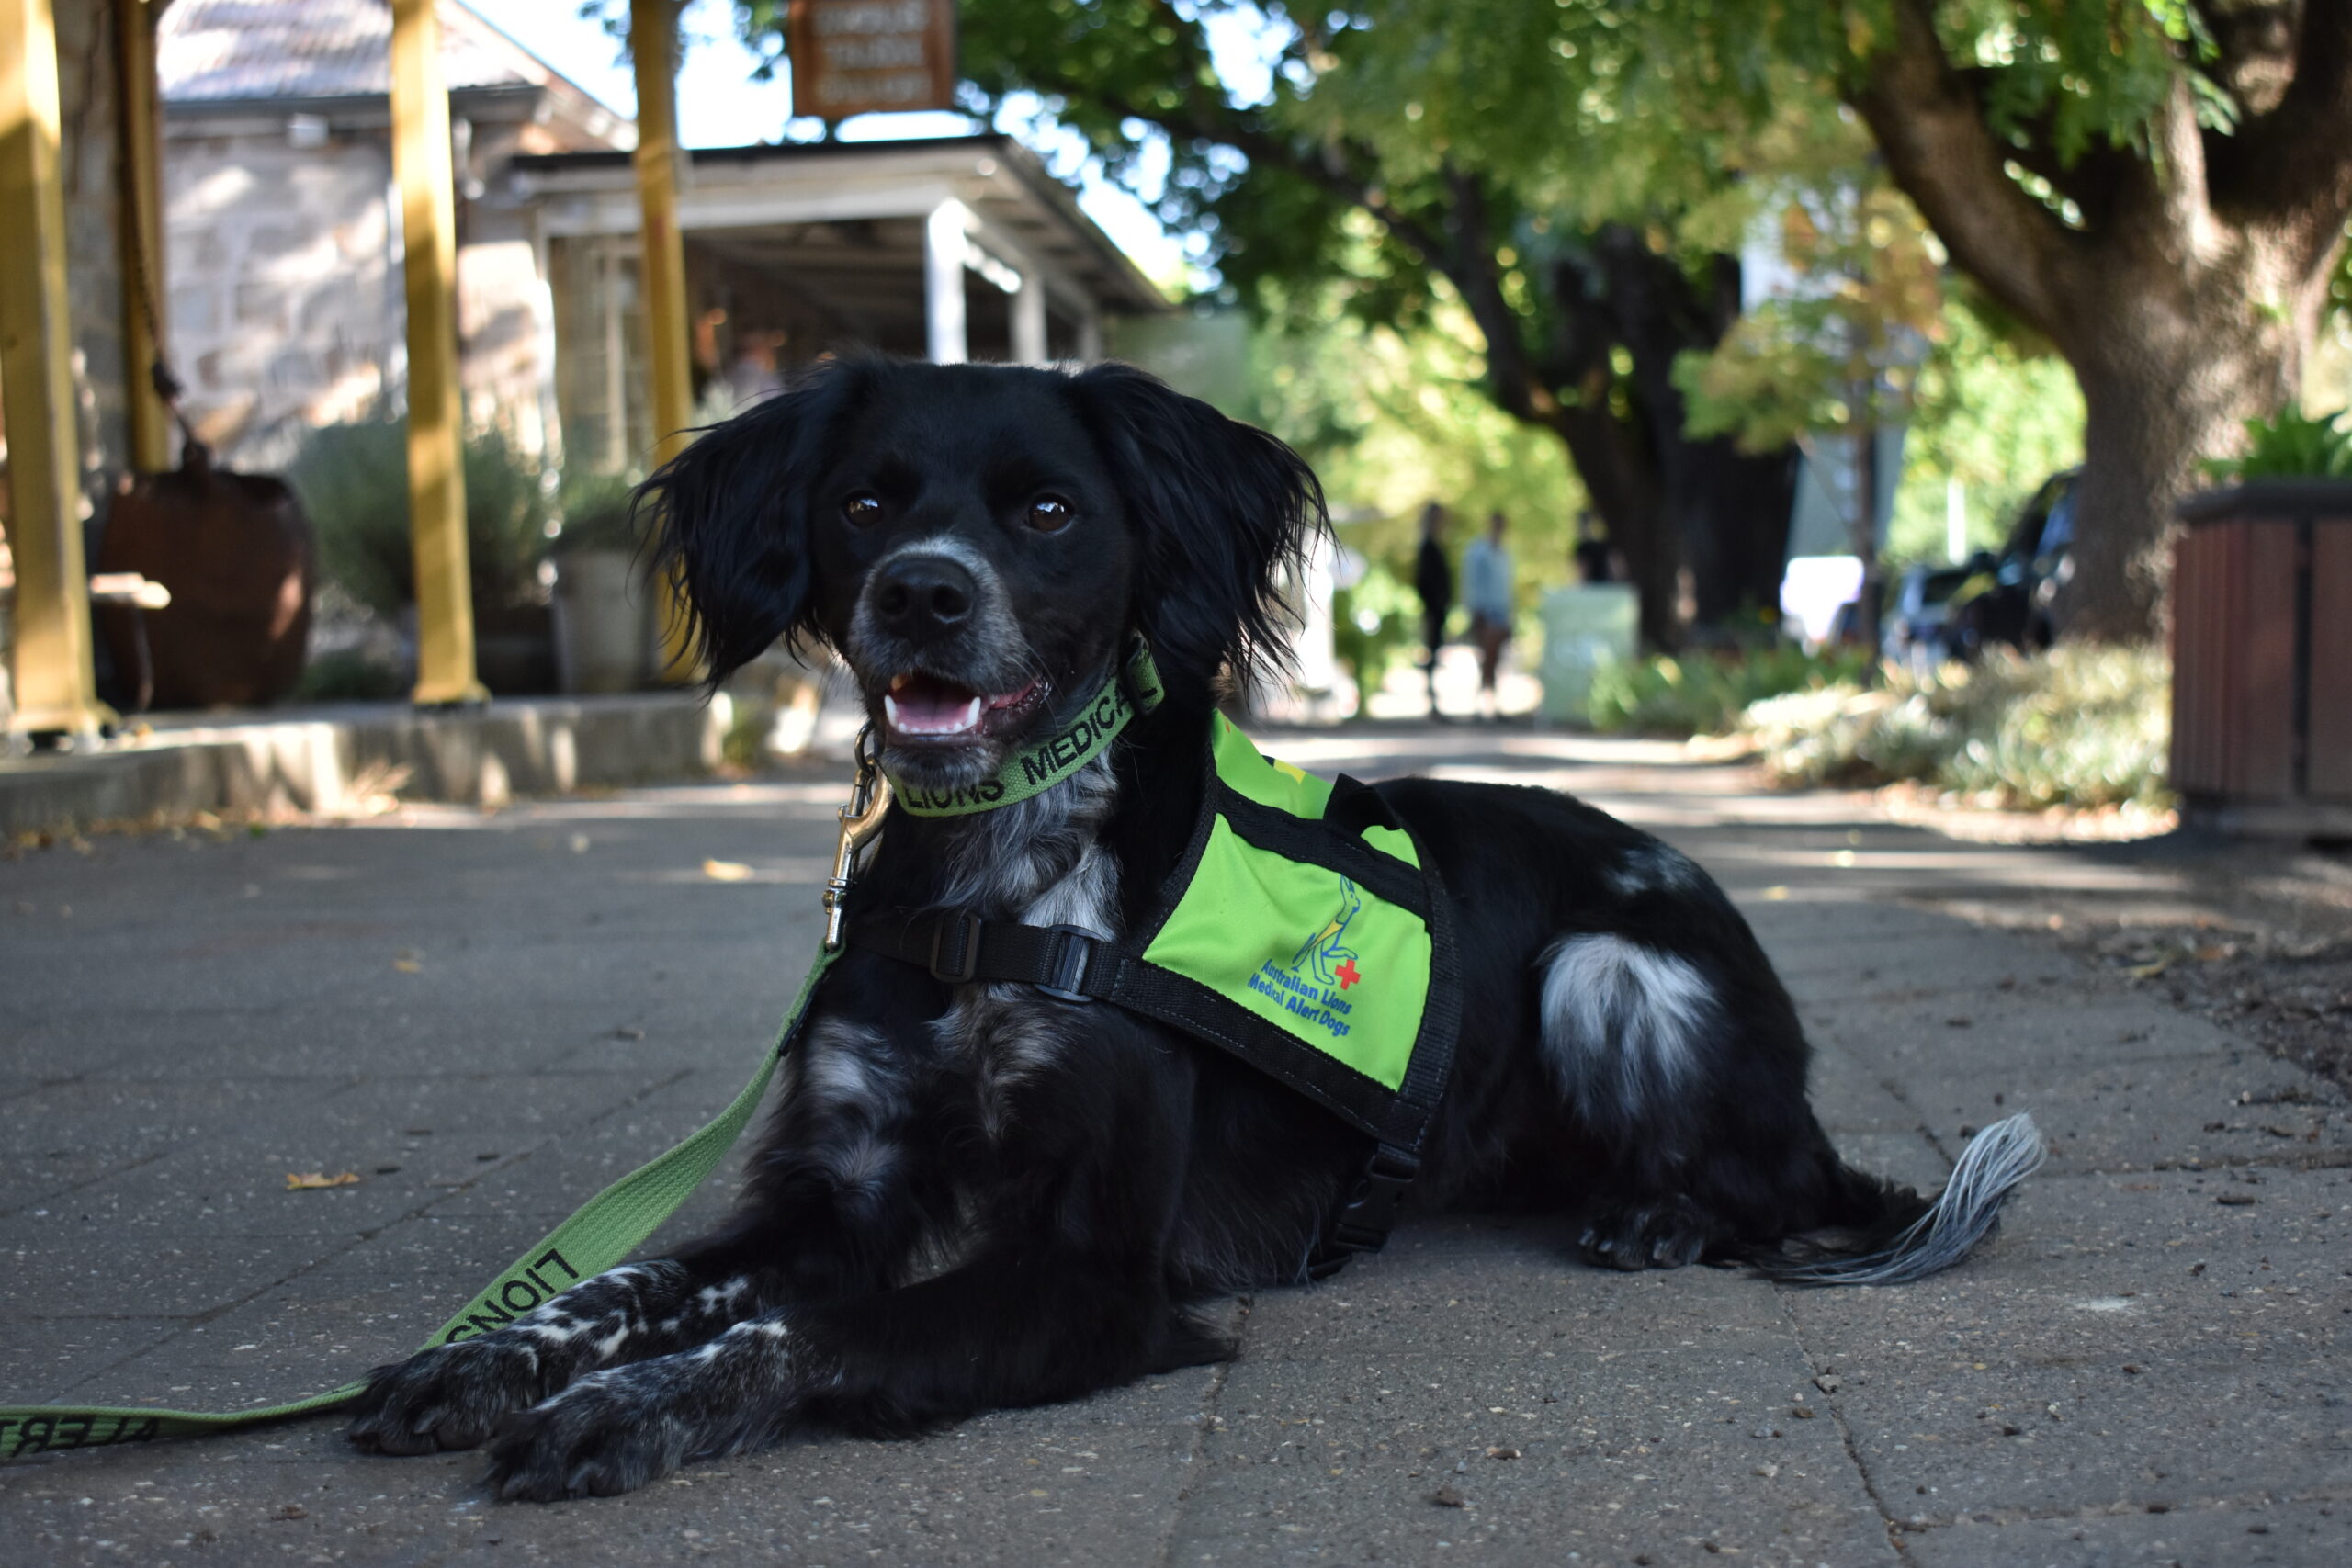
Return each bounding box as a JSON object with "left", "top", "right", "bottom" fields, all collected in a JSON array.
[
  {"left": 1587, "top": 643, "right": 1869, "bottom": 736},
  {"left": 288, "top": 416, "right": 551, "bottom": 617},
  {"left": 552, "top": 468, "right": 644, "bottom": 557},
  {"left": 2203, "top": 406, "right": 2352, "bottom": 483},
  {"left": 1744, "top": 644, "right": 2170, "bottom": 810},
  {"left": 1332, "top": 559, "right": 1422, "bottom": 694}
]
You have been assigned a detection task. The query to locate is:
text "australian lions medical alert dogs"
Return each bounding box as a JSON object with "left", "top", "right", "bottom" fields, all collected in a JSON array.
[{"left": 348, "top": 357, "right": 2043, "bottom": 1501}]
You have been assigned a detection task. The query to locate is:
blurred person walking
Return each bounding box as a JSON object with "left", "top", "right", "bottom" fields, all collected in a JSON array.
[
  {"left": 1463, "top": 510, "right": 1515, "bottom": 719},
  {"left": 1413, "top": 502, "right": 1454, "bottom": 720}
]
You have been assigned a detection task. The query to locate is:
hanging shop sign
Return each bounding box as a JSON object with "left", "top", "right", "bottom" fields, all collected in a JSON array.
[{"left": 788, "top": 0, "right": 958, "bottom": 119}]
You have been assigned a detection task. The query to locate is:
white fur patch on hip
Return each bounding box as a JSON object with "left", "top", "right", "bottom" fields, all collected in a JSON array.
[{"left": 1537, "top": 933, "right": 1717, "bottom": 1121}]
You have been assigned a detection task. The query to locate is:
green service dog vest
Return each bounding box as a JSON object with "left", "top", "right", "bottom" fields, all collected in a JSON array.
[{"left": 854, "top": 662, "right": 1463, "bottom": 1276}]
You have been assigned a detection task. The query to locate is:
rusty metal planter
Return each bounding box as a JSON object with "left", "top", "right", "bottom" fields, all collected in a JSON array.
[{"left": 2173, "top": 479, "right": 2352, "bottom": 837}]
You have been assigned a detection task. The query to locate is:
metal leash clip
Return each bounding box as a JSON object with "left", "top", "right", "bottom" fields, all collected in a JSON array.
[{"left": 823, "top": 727, "right": 892, "bottom": 951}]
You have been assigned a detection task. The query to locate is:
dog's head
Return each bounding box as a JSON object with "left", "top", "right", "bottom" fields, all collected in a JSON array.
[{"left": 640, "top": 358, "right": 1324, "bottom": 791}]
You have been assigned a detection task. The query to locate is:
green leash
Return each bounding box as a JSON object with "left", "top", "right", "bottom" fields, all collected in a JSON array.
[{"left": 0, "top": 645, "right": 1154, "bottom": 1465}]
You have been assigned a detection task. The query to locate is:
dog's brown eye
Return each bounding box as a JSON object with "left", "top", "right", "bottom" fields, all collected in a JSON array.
[
  {"left": 843, "top": 492, "right": 882, "bottom": 527},
  {"left": 1027, "top": 497, "right": 1072, "bottom": 534}
]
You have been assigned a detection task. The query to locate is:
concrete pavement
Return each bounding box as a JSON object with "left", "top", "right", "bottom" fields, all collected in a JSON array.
[{"left": 3, "top": 727, "right": 2346, "bottom": 1566}]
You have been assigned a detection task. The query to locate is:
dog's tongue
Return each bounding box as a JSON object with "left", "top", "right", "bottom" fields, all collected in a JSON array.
[{"left": 885, "top": 673, "right": 984, "bottom": 737}]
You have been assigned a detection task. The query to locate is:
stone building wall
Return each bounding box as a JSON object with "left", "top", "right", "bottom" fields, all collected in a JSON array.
[
  {"left": 163, "top": 120, "right": 401, "bottom": 467},
  {"left": 162, "top": 111, "right": 561, "bottom": 471}
]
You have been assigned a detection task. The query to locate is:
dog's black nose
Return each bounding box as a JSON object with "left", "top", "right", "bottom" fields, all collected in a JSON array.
[{"left": 872, "top": 554, "right": 976, "bottom": 634}]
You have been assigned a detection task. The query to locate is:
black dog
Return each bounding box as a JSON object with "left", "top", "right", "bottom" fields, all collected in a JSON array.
[{"left": 348, "top": 358, "right": 2040, "bottom": 1500}]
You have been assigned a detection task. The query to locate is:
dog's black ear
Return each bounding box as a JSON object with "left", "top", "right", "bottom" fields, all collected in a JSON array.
[
  {"left": 1068, "top": 361, "right": 1327, "bottom": 708},
  {"left": 639, "top": 358, "right": 870, "bottom": 685}
]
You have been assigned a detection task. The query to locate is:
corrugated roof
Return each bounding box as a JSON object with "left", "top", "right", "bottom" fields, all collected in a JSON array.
[{"left": 160, "top": 0, "right": 561, "bottom": 104}]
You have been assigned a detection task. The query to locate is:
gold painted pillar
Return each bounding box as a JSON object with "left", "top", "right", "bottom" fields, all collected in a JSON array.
[
  {"left": 0, "top": 0, "right": 115, "bottom": 739},
  {"left": 390, "top": 0, "right": 485, "bottom": 705},
  {"left": 116, "top": 0, "right": 172, "bottom": 473},
  {"left": 630, "top": 0, "right": 698, "bottom": 680}
]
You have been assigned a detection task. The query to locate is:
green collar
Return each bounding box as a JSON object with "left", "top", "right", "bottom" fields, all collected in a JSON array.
[{"left": 884, "top": 637, "right": 1165, "bottom": 817}]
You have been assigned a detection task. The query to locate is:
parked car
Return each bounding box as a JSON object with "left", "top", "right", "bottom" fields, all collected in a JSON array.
[
  {"left": 1881, "top": 560, "right": 1983, "bottom": 669},
  {"left": 1945, "top": 468, "right": 2079, "bottom": 658}
]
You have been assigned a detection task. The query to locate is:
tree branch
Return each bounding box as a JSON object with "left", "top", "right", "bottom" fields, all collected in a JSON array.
[
  {"left": 1001, "top": 43, "right": 1557, "bottom": 419},
  {"left": 2141, "top": 74, "right": 2215, "bottom": 254},
  {"left": 1961, "top": 75, "right": 2133, "bottom": 231},
  {"left": 2191, "top": 0, "right": 2297, "bottom": 114},
  {"left": 1431, "top": 167, "right": 1560, "bottom": 423},
  {"left": 1848, "top": 0, "right": 2080, "bottom": 338},
  {"left": 2209, "top": 0, "right": 2352, "bottom": 261}
]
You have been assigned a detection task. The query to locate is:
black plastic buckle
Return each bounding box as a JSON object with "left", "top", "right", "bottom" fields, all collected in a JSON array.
[
  {"left": 927, "top": 911, "right": 981, "bottom": 984},
  {"left": 1307, "top": 1145, "right": 1419, "bottom": 1279},
  {"left": 1035, "top": 925, "right": 1101, "bottom": 1004}
]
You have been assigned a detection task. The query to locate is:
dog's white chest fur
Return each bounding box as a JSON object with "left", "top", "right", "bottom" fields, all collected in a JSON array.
[
  {"left": 928, "top": 758, "right": 1121, "bottom": 1134},
  {"left": 792, "top": 755, "right": 1121, "bottom": 1163}
]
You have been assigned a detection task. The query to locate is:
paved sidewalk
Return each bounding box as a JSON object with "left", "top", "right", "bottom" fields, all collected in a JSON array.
[{"left": 3, "top": 728, "right": 2347, "bottom": 1566}]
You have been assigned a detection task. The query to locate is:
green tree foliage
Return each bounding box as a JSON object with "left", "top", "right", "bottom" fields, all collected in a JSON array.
[
  {"left": 1246, "top": 231, "right": 1581, "bottom": 584},
  {"left": 1885, "top": 293, "right": 2085, "bottom": 566},
  {"left": 1671, "top": 0, "right": 2352, "bottom": 640},
  {"left": 1675, "top": 176, "right": 1946, "bottom": 456},
  {"left": 725, "top": 0, "right": 1828, "bottom": 649},
  {"left": 1244, "top": 234, "right": 1582, "bottom": 689}
]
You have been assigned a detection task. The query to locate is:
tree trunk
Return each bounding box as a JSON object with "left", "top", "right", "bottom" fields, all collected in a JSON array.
[
  {"left": 1676, "top": 440, "right": 1797, "bottom": 632},
  {"left": 1550, "top": 403, "right": 1681, "bottom": 649},
  {"left": 1593, "top": 229, "right": 1796, "bottom": 639},
  {"left": 2052, "top": 240, "right": 2319, "bottom": 641},
  {"left": 1532, "top": 231, "right": 1795, "bottom": 650}
]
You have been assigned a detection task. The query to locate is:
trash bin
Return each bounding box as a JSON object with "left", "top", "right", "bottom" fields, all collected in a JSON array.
[
  {"left": 2172, "top": 479, "right": 2352, "bottom": 836},
  {"left": 1538, "top": 584, "right": 1639, "bottom": 723},
  {"left": 551, "top": 549, "right": 655, "bottom": 694}
]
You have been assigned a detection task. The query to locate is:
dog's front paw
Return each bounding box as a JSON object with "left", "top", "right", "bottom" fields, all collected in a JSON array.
[
  {"left": 485, "top": 1371, "right": 693, "bottom": 1501},
  {"left": 1578, "top": 1197, "right": 1714, "bottom": 1271},
  {"left": 347, "top": 1337, "right": 553, "bottom": 1456}
]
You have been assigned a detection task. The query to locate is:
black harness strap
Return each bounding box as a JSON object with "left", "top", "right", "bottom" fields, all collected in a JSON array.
[
  {"left": 1331, "top": 860, "right": 1461, "bottom": 1274},
  {"left": 849, "top": 910, "right": 1114, "bottom": 1004}
]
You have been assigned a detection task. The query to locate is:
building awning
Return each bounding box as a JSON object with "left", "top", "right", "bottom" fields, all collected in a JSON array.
[{"left": 509, "top": 134, "right": 1170, "bottom": 322}]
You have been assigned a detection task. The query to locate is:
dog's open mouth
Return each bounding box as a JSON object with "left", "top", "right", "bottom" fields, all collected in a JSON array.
[{"left": 881, "top": 671, "right": 1046, "bottom": 745}]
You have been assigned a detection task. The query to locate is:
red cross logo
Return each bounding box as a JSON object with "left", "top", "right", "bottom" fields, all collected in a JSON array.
[{"left": 1335, "top": 958, "right": 1362, "bottom": 990}]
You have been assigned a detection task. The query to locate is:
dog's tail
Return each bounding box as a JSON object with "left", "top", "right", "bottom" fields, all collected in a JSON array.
[{"left": 1757, "top": 1113, "right": 2047, "bottom": 1286}]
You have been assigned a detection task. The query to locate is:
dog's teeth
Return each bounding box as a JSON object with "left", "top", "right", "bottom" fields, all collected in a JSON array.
[{"left": 883, "top": 693, "right": 984, "bottom": 736}]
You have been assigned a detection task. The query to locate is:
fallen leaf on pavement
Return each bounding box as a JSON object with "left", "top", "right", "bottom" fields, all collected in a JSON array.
[{"left": 286, "top": 1171, "right": 360, "bottom": 1190}]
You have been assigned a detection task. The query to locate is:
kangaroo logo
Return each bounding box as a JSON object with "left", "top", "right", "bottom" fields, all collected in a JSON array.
[{"left": 1290, "top": 877, "right": 1365, "bottom": 991}]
